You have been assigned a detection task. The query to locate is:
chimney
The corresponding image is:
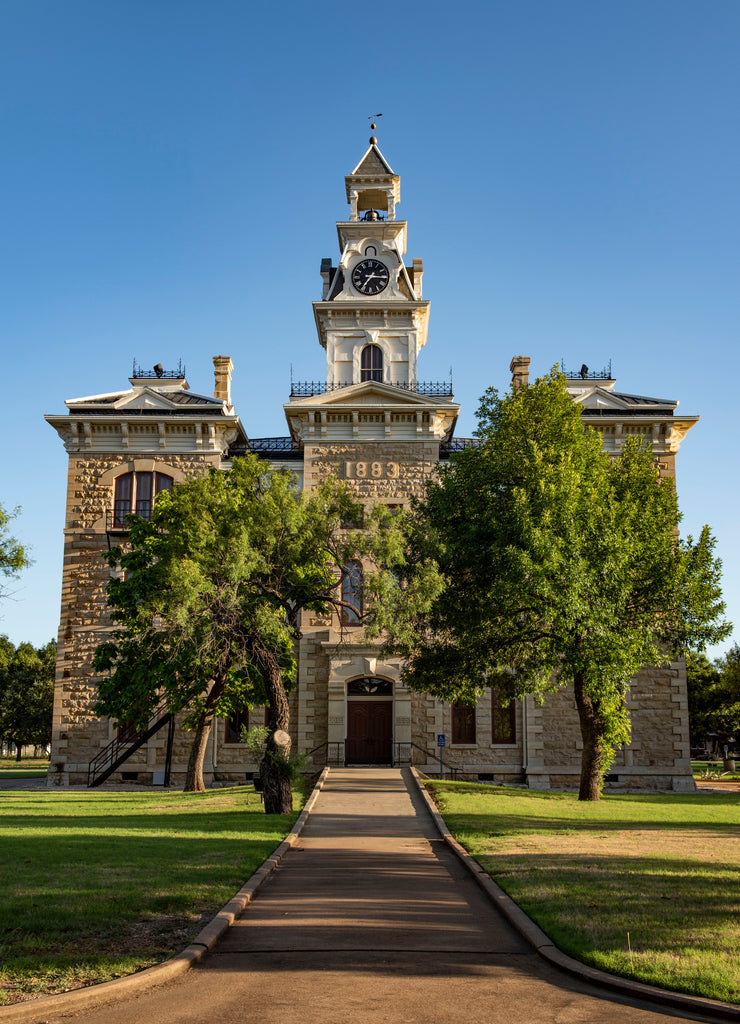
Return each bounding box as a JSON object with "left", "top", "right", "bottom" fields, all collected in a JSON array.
[
  {"left": 213, "top": 355, "right": 233, "bottom": 407},
  {"left": 509, "top": 355, "right": 530, "bottom": 390}
]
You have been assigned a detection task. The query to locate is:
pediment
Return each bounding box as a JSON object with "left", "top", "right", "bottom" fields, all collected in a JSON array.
[
  {"left": 287, "top": 382, "right": 446, "bottom": 410},
  {"left": 570, "top": 386, "right": 674, "bottom": 413},
  {"left": 113, "top": 388, "right": 182, "bottom": 411}
]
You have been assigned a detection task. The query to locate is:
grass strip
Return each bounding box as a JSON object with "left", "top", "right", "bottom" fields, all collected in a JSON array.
[
  {"left": 0, "top": 757, "right": 49, "bottom": 780},
  {"left": 427, "top": 781, "right": 740, "bottom": 1005},
  {"left": 0, "top": 784, "right": 303, "bottom": 1004}
]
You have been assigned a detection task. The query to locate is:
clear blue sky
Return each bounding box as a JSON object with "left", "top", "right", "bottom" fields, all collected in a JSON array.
[{"left": 1, "top": 0, "right": 738, "bottom": 658}]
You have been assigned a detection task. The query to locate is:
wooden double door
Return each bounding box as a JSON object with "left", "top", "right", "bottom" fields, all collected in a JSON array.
[{"left": 346, "top": 700, "right": 393, "bottom": 765}]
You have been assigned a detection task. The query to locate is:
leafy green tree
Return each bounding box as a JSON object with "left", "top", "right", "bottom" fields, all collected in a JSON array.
[
  {"left": 0, "top": 635, "right": 15, "bottom": 755},
  {"left": 687, "top": 646, "right": 740, "bottom": 751},
  {"left": 0, "top": 504, "right": 31, "bottom": 601},
  {"left": 0, "top": 639, "right": 55, "bottom": 758},
  {"left": 717, "top": 645, "right": 740, "bottom": 733},
  {"left": 374, "top": 369, "right": 730, "bottom": 800},
  {"left": 686, "top": 650, "right": 722, "bottom": 747},
  {"left": 93, "top": 456, "right": 401, "bottom": 811}
]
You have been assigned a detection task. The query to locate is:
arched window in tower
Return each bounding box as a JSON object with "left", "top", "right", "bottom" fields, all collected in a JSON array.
[
  {"left": 360, "top": 344, "right": 383, "bottom": 383},
  {"left": 113, "top": 472, "right": 173, "bottom": 527},
  {"left": 341, "top": 560, "right": 363, "bottom": 625}
]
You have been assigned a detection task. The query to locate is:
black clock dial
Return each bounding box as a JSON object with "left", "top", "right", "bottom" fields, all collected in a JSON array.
[{"left": 351, "top": 258, "right": 390, "bottom": 295}]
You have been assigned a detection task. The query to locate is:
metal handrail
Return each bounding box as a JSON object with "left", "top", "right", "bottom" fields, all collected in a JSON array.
[
  {"left": 304, "top": 741, "right": 346, "bottom": 767},
  {"left": 401, "top": 741, "right": 461, "bottom": 780},
  {"left": 88, "top": 696, "right": 174, "bottom": 787}
]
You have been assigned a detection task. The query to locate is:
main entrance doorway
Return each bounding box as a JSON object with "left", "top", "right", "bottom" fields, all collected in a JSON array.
[{"left": 346, "top": 678, "right": 393, "bottom": 765}]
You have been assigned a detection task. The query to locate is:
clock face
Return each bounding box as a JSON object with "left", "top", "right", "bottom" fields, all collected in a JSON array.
[{"left": 351, "top": 258, "right": 390, "bottom": 295}]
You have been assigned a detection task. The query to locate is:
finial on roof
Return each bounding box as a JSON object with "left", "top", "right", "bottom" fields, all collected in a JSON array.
[{"left": 368, "top": 112, "right": 382, "bottom": 144}]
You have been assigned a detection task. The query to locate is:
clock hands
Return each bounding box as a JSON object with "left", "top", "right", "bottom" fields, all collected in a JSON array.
[{"left": 352, "top": 258, "right": 389, "bottom": 294}]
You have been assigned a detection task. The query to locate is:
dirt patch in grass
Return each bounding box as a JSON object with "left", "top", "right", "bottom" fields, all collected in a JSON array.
[
  {"left": 429, "top": 783, "right": 740, "bottom": 1004},
  {"left": 495, "top": 826, "right": 738, "bottom": 864}
]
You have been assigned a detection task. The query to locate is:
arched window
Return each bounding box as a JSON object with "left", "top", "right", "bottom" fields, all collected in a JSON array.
[
  {"left": 360, "top": 344, "right": 383, "bottom": 383},
  {"left": 341, "top": 561, "right": 363, "bottom": 625},
  {"left": 113, "top": 472, "right": 173, "bottom": 527}
]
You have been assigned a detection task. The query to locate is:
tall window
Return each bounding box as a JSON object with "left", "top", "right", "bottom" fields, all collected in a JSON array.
[
  {"left": 113, "top": 472, "right": 173, "bottom": 526},
  {"left": 341, "top": 561, "right": 363, "bottom": 625},
  {"left": 491, "top": 686, "right": 516, "bottom": 744},
  {"left": 224, "top": 707, "right": 269, "bottom": 744},
  {"left": 452, "top": 702, "right": 476, "bottom": 744},
  {"left": 360, "top": 344, "right": 383, "bottom": 382}
]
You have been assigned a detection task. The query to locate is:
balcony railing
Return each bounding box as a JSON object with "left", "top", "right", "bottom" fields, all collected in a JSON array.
[
  {"left": 106, "top": 506, "right": 154, "bottom": 532},
  {"left": 439, "top": 438, "right": 478, "bottom": 458},
  {"left": 246, "top": 437, "right": 303, "bottom": 453},
  {"left": 290, "top": 381, "right": 454, "bottom": 398},
  {"left": 227, "top": 437, "right": 304, "bottom": 459}
]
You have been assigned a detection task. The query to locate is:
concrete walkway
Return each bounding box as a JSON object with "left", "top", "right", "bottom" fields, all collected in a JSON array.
[{"left": 30, "top": 769, "right": 733, "bottom": 1024}]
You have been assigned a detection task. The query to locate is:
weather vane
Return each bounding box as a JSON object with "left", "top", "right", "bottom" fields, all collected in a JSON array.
[{"left": 368, "top": 113, "right": 383, "bottom": 134}]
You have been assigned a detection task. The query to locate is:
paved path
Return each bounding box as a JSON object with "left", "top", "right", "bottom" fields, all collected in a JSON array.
[{"left": 42, "top": 769, "right": 726, "bottom": 1024}]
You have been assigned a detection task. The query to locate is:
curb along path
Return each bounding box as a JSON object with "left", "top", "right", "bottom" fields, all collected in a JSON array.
[
  {"left": 412, "top": 769, "right": 740, "bottom": 1023},
  {"left": 3, "top": 768, "right": 739, "bottom": 1024},
  {"left": 0, "top": 770, "right": 330, "bottom": 1024}
]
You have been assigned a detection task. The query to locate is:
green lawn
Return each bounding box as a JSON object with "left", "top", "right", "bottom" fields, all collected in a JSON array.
[
  {"left": 427, "top": 781, "right": 740, "bottom": 1005},
  {"left": 0, "top": 756, "right": 49, "bottom": 780},
  {"left": 0, "top": 785, "right": 302, "bottom": 1004},
  {"left": 691, "top": 760, "right": 740, "bottom": 781}
]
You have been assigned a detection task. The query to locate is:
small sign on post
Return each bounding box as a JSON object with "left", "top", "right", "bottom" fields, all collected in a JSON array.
[{"left": 437, "top": 734, "right": 446, "bottom": 780}]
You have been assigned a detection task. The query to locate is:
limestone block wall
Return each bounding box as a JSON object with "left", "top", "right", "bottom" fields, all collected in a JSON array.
[
  {"left": 295, "top": 630, "right": 332, "bottom": 759},
  {"left": 49, "top": 451, "right": 222, "bottom": 785},
  {"left": 303, "top": 440, "right": 439, "bottom": 499},
  {"left": 292, "top": 437, "right": 442, "bottom": 764},
  {"left": 538, "top": 660, "right": 695, "bottom": 793},
  {"left": 408, "top": 693, "right": 524, "bottom": 779}
]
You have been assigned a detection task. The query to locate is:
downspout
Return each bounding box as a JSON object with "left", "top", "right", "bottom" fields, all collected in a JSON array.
[
  {"left": 521, "top": 697, "right": 528, "bottom": 781},
  {"left": 211, "top": 717, "right": 218, "bottom": 770}
]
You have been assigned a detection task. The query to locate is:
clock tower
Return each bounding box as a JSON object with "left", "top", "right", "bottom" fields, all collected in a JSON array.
[
  {"left": 283, "top": 133, "right": 459, "bottom": 766},
  {"left": 312, "top": 131, "right": 429, "bottom": 388},
  {"left": 284, "top": 132, "right": 458, "bottom": 463}
]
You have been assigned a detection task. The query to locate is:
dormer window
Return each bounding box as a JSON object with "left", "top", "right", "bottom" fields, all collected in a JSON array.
[
  {"left": 360, "top": 345, "right": 383, "bottom": 383},
  {"left": 113, "top": 472, "right": 173, "bottom": 527}
]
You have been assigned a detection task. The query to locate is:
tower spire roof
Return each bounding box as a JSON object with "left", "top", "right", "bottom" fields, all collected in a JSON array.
[{"left": 351, "top": 141, "right": 395, "bottom": 177}]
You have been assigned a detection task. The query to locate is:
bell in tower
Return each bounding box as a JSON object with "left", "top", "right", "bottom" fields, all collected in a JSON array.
[{"left": 346, "top": 130, "right": 400, "bottom": 223}]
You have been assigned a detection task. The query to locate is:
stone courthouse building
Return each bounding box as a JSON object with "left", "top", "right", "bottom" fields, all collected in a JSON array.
[{"left": 46, "top": 136, "right": 700, "bottom": 791}]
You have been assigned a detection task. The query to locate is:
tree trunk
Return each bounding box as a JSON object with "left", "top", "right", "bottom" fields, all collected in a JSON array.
[
  {"left": 573, "top": 670, "right": 605, "bottom": 801},
  {"left": 256, "top": 648, "right": 293, "bottom": 815},
  {"left": 15, "top": 741, "right": 22, "bottom": 762},
  {"left": 184, "top": 710, "right": 212, "bottom": 792},
  {"left": 183, "top": 673, "right": 227, "bottom": 793}
]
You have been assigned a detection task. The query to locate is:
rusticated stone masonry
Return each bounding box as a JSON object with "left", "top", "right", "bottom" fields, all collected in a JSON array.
[{"left": 50, "top": 452, "right": 221, "bottom": 784}]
